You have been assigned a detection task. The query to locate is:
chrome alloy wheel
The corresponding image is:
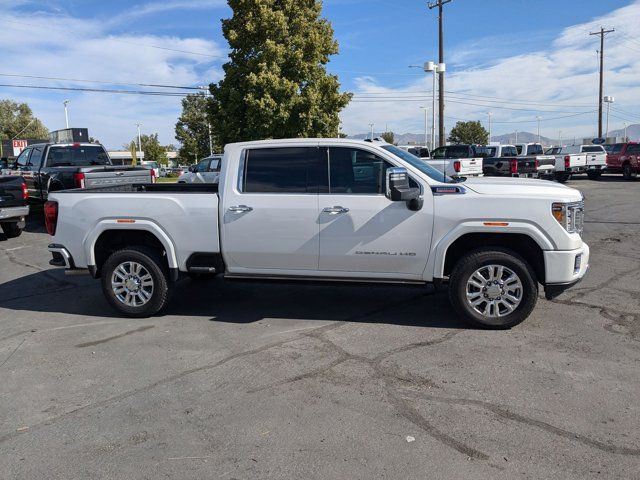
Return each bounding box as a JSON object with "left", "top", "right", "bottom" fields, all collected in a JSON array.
[
  {"left": 465, "top": 264, "right": 523, "bottom": 318},
  {"left": 111, "top": 261, "right": 154, "bottom": 307}
]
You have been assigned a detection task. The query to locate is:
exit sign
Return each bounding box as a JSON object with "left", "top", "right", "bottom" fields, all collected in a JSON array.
[{"left": 12, "top": 139, "right": 28, "bottom": 156}]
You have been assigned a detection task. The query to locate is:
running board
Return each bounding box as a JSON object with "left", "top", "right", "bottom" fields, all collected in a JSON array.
[{"left": 223, "top": 274, "right": 425, "bottom": 286}]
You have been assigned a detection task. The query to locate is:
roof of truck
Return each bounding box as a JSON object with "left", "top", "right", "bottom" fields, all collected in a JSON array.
[{"left": 227, "top": 138, "right": 389, "bottom": 148}]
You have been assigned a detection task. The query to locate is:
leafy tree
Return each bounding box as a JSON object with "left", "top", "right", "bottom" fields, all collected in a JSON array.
[
  {"left": 209, "top": 0, "right": 352, "bottom": 145},
  {"left": 128, "top": 133, "right": 168, "bottom": 165},
  {"left": 175, "top": 93, "right": 213, "bottom": 164},
  {"left": 0, "top": 99, "right": 49, "bottom": 140},
  {"left": 381, "top": 131, "right": 395, "bottom": 144},
  {"left": 448, "top": 121, "right": 489, "bottom": 145}
]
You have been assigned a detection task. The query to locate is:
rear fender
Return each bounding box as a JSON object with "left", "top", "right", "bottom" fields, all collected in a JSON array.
[{"left": 84, "top": 219, "right": 178, "bottom": 270}]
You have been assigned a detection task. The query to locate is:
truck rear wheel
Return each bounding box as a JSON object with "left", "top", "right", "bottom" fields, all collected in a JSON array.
[
  {"left": 586, "top": 170, "right": 602, "bottom": 180},
  {"left": 448, "top": 248, "right": 538, "bottom": 329},
  {"left": 1, "top": 222, "right": 23, "bottom": 238},
  {"left": 622, "top": 163, "right": 637, "bottom": 181},
  {"left": 101, "top": 247, "right": 170, "bottom": 317},
  {"left": 555, "top": 172, "right": 570, "bottom": 183}
]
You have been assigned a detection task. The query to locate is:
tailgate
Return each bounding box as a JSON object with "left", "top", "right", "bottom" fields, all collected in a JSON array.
[
  {"left": 459, "top": 158, "right": 483, "bottom": 176},
  {"left": 0, "top": 177, "right": 25, "bottom": 207},
  {"left": 517, "top": 158, "right": 537, "bottom": 174},
  {"left": 571, "top": 154, "right": 587, "bottom": 167},
  {"left": 586, "top": 153, "right": 606, "bottom": 166},
  {"left": 536, "top": 155, "right": 555, "bottom": 168},
  {"left": 84, "top": 168, "right": 152, "bottom": 188}
]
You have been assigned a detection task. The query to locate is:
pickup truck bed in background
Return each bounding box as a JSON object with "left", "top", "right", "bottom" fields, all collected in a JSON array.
[{"left": 0, "top": 175, "right": 29, "bottom": 238}]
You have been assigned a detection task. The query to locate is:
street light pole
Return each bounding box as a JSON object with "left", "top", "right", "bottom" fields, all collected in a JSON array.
[
  {"left": 558, "top": 130, "right": 562, "bottom": 147},
  {"left": 603, "top": 95, "right": 614, "bottom": 138},
  {"left": 63, "top": 100, "right": 70, "bottom": 128},
  {"left": 624, "top": 122, "right": 628, "bottom": 141},
  {"left": 487, "top": 112, "right": 492, "bottom": 143},
  {"left": 369, "top": 123, "right": 374, "bottom": 140},
  {"left": 536, "top": 116, "right": 541, "bottom": 144},
  {"left": 135, "top": 123, "right": 142, "bottom": 155},
  {"left": 419, "top": 106, "right": 429, "bottom": 148},
  {"left": 208, "top": 122, "right": 213, "bottom": 155}
]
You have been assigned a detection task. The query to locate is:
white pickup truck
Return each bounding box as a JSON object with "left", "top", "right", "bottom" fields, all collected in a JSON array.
[
  {"left": 545, "top": 146, "right": 588, "bottom": 183},
  {"left": 45, "top": 138, "right": 589, "bottom": 329},
  {"left": 578, "top": 145, "right": 607, "bottom": 179}
]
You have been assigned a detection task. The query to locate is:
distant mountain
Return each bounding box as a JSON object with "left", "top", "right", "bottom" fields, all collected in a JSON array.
[{"left": 348, "top": 125, "right": 640, "bottom": 146}]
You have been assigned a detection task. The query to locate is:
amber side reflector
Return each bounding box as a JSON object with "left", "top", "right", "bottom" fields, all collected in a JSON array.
[
  {"left": 483, "top": 222, "right": 509, "bottom": 227},
  {"left": 117, "top": 219, "right": 136, "bottom": 223}
]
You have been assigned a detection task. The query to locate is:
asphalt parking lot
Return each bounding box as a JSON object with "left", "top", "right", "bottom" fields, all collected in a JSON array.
[{"left": 1, "top": 176, "right": 639, "bottom": 479}]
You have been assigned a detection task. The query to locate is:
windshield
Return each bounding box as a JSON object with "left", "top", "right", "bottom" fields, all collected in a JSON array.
[
  {"left": 545, "top": 147, "right": 561, "bottom": 155},
  {"left": 145, "top": 162, "right": 159, "bottom": 168},
  {"left": 47, "top": 145, "right": 110, "bottom": 167},
  {"left": 381, "top": 145, "right": 451, "bottom": 183}
]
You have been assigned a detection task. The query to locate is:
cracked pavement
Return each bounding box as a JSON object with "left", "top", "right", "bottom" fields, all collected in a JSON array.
[{"left": 1, "top": 177, "right": 639, "bottom": 479}]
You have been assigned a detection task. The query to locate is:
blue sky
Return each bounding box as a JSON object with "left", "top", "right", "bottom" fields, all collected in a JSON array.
[{"left": 0, "top": 0, "right": 638, "bottom": 147}]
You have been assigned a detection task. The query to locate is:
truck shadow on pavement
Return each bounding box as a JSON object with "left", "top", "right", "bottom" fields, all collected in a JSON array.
[{"left": 0, "top": 269, "right": 469, "bottom": 329}]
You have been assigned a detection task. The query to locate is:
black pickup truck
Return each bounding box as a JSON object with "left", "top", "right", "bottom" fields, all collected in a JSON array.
[
  {"left": 482, "top": 144, "right": 538, "bottom": 177},
  {"left": 6, "top": 142, "right": 152, "bottom": 202},
  {"left": 0, "top": 175, "right": 29, "bottom": 238}
]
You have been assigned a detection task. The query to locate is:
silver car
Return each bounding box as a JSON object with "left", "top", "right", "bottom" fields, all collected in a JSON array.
[{"left": 177, "top": 155, "right": 222, "bottom": 184}]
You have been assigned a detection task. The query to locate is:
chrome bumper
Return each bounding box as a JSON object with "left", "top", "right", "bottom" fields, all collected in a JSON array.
[
  {"left": 48, "top": 244, "right": 74, "bottom": 269},
  {"left": 0, "top": 205, "right": 29, "bottom": 221}
]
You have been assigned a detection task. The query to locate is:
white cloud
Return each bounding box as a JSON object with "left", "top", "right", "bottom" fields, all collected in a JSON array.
[
  {"left": 0, "top": 7, "right": 225, "bottom": 149},
  {"left": 339, "top": 0, "right": 640, "bottom": 141}
]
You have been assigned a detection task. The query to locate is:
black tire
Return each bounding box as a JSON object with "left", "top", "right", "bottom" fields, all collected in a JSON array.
[
  {"left": 1, "top": 222, "right": 23, "bottom": 238},
  {"left": 448, "top": 248, "right": 538, "bottom": 329},
  {"left": 622, "top": 163, "right": 637, "bottom": 181},
  {"left": 555, "top": 172, "right": 570, "bottom": 183},
  {"left": 101, "top": 247, "right": 170, "bottom": 317},
  {"left": 586, "top": 170, "right": 602, "bottom": 180}
]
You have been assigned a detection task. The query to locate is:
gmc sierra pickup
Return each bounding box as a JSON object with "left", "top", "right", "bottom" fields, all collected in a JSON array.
[
  {"left": 0, "top": 175, "right": 29, "bottom": 238},
  {"left": 46, "top": 139, "right": 589, "bottom": 329},
  {"left": 483, "top": 144, "right": 538, "bottom": 178},
  {"left": 545, "top": 146, "right": 588, "bottom": 183},
  {"left": 7, "top": 141, "right": 153, "bottom": 201}
]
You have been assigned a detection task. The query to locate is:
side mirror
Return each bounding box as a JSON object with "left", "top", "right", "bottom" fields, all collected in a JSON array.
[{"left": 386, "top": 167, "right": 420, "bottom": 201}]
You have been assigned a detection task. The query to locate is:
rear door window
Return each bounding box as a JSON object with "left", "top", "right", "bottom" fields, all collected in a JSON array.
[
  {"left": 29, "top": 147, "right": 44, "bottom": 168},
  {"left": 47, "top": 146, "right": 110, "bottom": 167},
  {"left": 242, "top": 147, "right": 317, "bottom": 193},
  {"left": 626, "top": 144, "right": 640, "bottom": 154},
  {"left": 502, "top": 146, "right": 517, "bottom": 156},
  {"left": 528, "top": 144, "right": 543, "bottom": 155}
]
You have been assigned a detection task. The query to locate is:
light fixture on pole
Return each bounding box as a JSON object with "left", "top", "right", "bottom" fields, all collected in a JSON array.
[
  {"left": 603, "top": 95, "right": 614, "bottom": 138},
  {"left": 536, "top": 116, "right": 542, "bottom": 144},
  {"left": 423, "top": 61, "right": 446, "bottom": 147},
  {"left": 419, "top": 106, "right": 429, "bottom": 148},
  {"left": 487, "top": 112, "right": 492, "bottom": 143},
  {"left": 63, "top": 100, "right": 70, "bottom": 128},
  {"left": 369, "top": 123, "right": 374, "bottom": 140}
]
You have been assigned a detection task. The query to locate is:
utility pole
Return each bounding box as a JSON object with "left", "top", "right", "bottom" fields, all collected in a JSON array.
[
  {"left": 428, "top": 0, "right": 451, "bottom": 147},
  {"left": 590, "top": 27, "right": 614, "bottom": 139},
  {"left": 135, "top": 123, "right": 142, "bottom": 155},
  {"left": 487, "top": 112, "right": 492, "bottom": 143}
]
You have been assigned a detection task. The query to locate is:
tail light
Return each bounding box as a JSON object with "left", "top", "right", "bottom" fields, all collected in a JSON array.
[
  {"left": 150, "top": 168, "right": 156, "bottom": 183},
  {"left": 564, "top": 155, "right": 571, "bottom": 169},
  {"left": 21, "top": 182, "right": 28, "bottom": 200},
  {"left": 510, "top": 159, "right": 518, "bottom": 174},
  {"left": 73, "top": 172, "right": 86, "bottom": 188},
  {"left": 534, "top": 160, "right": 539, "bottom": 170},
  {"left": 44, "top": 201, "right": 58, "bottom": 236},
  {"left": 453, "top": 160, "right": 461, "bottom": 173}
]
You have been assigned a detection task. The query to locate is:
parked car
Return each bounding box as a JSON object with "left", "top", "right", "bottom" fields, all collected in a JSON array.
[
  {"left": 46, "top": 138, "right": 589, "bottom": 329},
  {"left": 579, "top": 145, "right": 607, "bottom": 179},
  {"left": 6, "top": 140, "right": 153, "bottom": 201},
  {"left": 429, "top": 144, "right": 484, "bottom": 178},
  {"left": 515, "top": 143, "right": 556, "bottom": 179},
  {"left": 0, "top": 175, "right": 29, "bottom": 238},
  {"left": 605, "top": 142, "right": 640, "bottom": 180},
  {"left": 545, "top": 146, "right": 587, "bottom": 183},
  {"left": 177, "top": 155, "right": 222, "bottom": 184},
  {"left": 483, "top": 144, "right": 538, "bottom": 178}
]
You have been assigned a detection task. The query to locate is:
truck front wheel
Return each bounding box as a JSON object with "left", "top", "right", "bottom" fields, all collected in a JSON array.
[
  {"left": 448, "top": 248, "right": 538, "bottom": 329},
  {"left": 622, "top": 163, "right": 637, "bottom": 181},
  {"left": 101, "top": 247, "right": 170, "bottom": 317}
]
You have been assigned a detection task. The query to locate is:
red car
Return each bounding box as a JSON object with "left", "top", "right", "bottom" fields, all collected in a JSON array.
[{"left": 606, "top": 142, "right": 640, "bottom": 180}]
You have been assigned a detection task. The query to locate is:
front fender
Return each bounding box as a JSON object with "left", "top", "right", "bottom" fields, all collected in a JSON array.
[{"left": 427, "top": 221, "right": 555, "bottom": 280}]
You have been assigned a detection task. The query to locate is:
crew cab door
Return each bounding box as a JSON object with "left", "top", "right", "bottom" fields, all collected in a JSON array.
[
  {"left": 12, "top": 147, "right": 39, "bottom": 197},
  {"left": 317, "top": 146, "right": 433, "bottom": 278},
  {"left": 221, "top": 146, "right": 320, "bottom": 271}
]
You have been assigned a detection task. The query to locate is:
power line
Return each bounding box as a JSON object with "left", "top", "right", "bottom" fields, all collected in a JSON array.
[
  {"left": 0, "top": 72, "right": 206, "bottom": 90},
  {"left": 0, "top": 83, "right": 204, "bottom": 96}
]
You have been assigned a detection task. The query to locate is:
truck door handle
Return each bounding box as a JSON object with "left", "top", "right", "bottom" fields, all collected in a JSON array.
[
  {"left": 322, "top": 206, "right": 349, "bottom": 214},
  {"left": 228, "top": 205, "right": 253, "bottom": 213}
]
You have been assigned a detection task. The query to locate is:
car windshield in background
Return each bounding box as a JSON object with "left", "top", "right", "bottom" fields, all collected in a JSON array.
[
  {"left": 146, "top": 162, "right": 159, "bottom": 168},
  {"left": 47, "top": 146, "right": 110, "bottom": 167},
  {"left": 486, "top": 147, "right": 497, "bottom": 157},
  {"left": 381, "top": 145, "right": 451, "bottom": 183},
  {"left": 582, "top": 146, "right": 604, "bottom": 153},
  {"left": 545, "top": 147, "right": 561, "bottom": 155}
]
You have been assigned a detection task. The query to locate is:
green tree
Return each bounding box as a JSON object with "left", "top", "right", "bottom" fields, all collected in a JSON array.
[
  {"left": 209, "top": 0, "right": 352, "bottom": 145},
  {"left": 448, "top": 121, "right": 489, "bottom": 145},
  {"left": 128, "top": 133, "right": 168, "bottom": 165},
  {"left": 0, "top": 99, "right": 49, "bottom": 140},
  {"left": 175, "top": 93, "right": 213, "bottom": 164},
  {"left": 381, "top": 131, "right": 395, "bottom": 144}
]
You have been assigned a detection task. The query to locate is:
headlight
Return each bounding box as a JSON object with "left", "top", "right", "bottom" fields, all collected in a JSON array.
[{"left": 552, "top": 201, "right": 584, "bottom": 234}]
